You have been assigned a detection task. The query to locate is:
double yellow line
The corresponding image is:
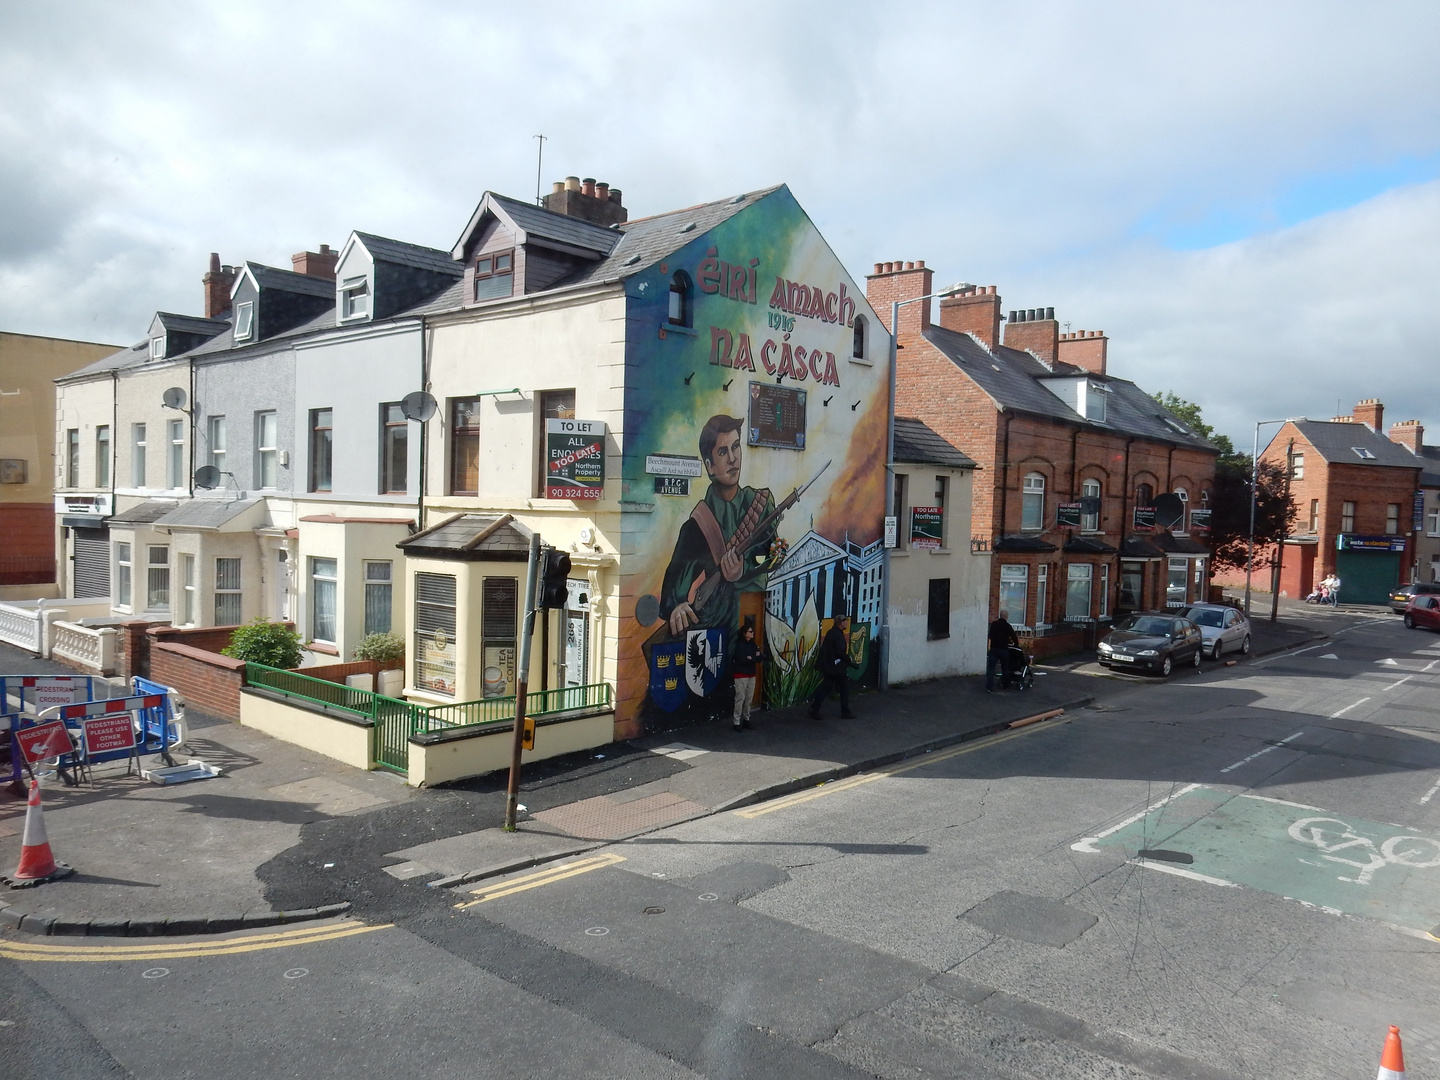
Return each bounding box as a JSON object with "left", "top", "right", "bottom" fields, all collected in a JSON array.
[
  {"left": 735, "top": 716, "right": 1066, "bottom": 820},
  {"left": 456, "top": 852, "right": 626, "bottom": 908},
  {"left": 0, "top": 919, "right": 388, "bottom": 963}
]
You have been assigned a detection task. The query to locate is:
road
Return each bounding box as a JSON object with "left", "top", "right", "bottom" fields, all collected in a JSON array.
[{"left": 5, "top": 613, "right": 1440, "bottom": 1079}]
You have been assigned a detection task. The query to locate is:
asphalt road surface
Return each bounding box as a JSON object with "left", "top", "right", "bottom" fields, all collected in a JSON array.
[{"left": 5, "top": 613, "right": 1440, "bottom": 1079}]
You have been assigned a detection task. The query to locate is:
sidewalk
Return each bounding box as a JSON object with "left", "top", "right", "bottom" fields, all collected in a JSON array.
[{"left": 0, "top": 647, "right": 1093, "bottom": 936}]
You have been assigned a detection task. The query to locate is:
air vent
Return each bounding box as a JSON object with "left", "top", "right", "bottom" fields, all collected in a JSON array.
[
  {"left": 730, "top": 193, "right": 747, "bottom": 204},
  {"left": 679, "top": 222, "right": 697, "bottom": 233},
  {"left": 623, "top": 254, "right": 641, "bottom": 266},
  {"left": 1163, "top": 418, "right": 1191, "bottom": 436},
  {"left": 1352, "top": 446, "right": 1376, "bottom": 460}
]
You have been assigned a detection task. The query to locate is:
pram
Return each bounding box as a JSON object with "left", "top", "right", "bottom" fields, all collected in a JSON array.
[
  {"left": 1304, "top": 586, "right": 1331, "bottom": 604},
  {"left": 1002, "top": 643, "right": 1034, "bottom": 690}
]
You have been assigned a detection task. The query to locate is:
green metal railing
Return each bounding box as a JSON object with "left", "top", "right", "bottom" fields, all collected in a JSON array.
[{"left": 244, "top": 663, "right": 614, "bottom": 775}]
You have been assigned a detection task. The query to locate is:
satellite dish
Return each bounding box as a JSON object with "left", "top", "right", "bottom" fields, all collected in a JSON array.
[
  {"left": 400, "top": 391, "right": 438, "bottom": 422},
  {"left": 194, "top": 465, "right": 220, "bottom": 490},
  {"left": 162, "top": 386, "right": 187, "bottom": 410},
  {"left": 1153, "top": 492, "right": 1185, "bottom": 530}
]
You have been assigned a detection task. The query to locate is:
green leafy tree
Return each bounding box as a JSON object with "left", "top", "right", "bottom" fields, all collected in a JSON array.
[
  {"left": 221, "top": 619, "right": 303, "bottom": 668},
  {"left": 1206, "top": 458, "right": 1297, "bottom": 572},
  {"left": 1150, "top": 391, "right": 1239, "bottom": 464}
]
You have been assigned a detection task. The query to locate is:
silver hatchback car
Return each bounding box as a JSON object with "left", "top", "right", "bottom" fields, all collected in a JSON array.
[{"left": 1183, "top": 603, "right": 1251, "bottom": 660}]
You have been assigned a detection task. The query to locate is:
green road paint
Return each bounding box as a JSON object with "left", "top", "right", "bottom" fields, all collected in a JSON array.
[{"left": 1077, "top": 786, "right": 1440, "bottom": 933}]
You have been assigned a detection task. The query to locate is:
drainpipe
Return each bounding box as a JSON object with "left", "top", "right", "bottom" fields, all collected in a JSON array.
[
  {"left": 998, "top": 412, "right": 1013, "bottom": 543},
  {"left": 188, "top": 358, "right": 196, "bottom": 498},
  {"left": 417, "top": 316, "right": 430, "bottom": 534},
  {"left": 1120, "top": 436, "right": 1134, "bottom": 608}
]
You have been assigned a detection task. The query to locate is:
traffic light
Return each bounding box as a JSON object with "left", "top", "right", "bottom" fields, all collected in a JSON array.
[{"left": 540, "top": 547, "right": 571, "bottom": 609}]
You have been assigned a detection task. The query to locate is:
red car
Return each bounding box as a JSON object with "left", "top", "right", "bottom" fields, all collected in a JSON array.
[{"left": 1404, "top": 595, "right": 1440, "bottom": 631}]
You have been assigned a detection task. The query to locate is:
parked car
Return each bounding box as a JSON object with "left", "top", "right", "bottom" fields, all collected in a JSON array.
[
  {"left": 1404, "top": 595, "right": 1440, "bottom": 632},
  {"left": 1097, "top": 613, "right": 1204, "bottom": 676},
  {"left": 1390, "top": 583, "right": 1440, "bottom": 614},
  {"left": 1183, "top": 602, "right": 1252, "bottom": 660}
]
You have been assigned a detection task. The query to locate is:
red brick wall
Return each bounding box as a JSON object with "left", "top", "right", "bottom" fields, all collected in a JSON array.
[
  {"left": 1056, "top": 333, "right": 1107, "bottom": 376},
  {"left": 298, "top": 658, "right": 400, "bottom": 685},
  {"left": 149, "top": 642, "right": 246, "bottom": 720},
  {"left": 148, "top": 624, "right": 239, "bottom": 654},
  {"left": 1002, "top": 319, "right": 1059, "bottom": 366},
  {"left": 0, "top": 504, "right": 56, "bottom": 585}
]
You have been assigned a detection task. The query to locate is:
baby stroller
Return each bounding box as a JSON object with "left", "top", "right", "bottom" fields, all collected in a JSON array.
[
  {"left": 1304, "top": 586, "right": 1330, "bottom": 604},
  {"left": 1003, "top": 643, "right": 1034, "bottom": 690}
]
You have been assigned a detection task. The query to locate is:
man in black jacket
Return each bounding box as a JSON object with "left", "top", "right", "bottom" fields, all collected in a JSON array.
[
  {"left": 986, "top": 609, "right": 1019, "bottom": 692},
  {"left": 808, "top": 615, "right": 857, "bottom": 719}
]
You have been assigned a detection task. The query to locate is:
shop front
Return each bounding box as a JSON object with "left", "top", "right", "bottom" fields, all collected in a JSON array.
[{"left": 1334, "top": 534, "right": 1407, "bottom": 604}]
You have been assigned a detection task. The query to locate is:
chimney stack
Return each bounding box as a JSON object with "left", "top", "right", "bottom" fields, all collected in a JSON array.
[
  {"left": 1353, "top": 398, "right": 1384, "bottom": 432},
  {"left": 1056, "top": 330, "right": 1108, "bottom": 376},
  {"left": 1388, "top": 419, "right": 1424, "bottom": 454},
  {"left": 203, "top": 252, "right": 237, "bottom": 319},
  {"left": 938, "top": 285, "right": 1001, "bottom": 350},
  {"left": 291, "top": 243, "right": 338, "bottom": 280},
  {"left": 1002, "top": 304, "right": 1060, "bottom": 366},
  {"left": 864, "top": 260, "right": 933, "bottom": 342},
  {"left": 542, "top": 175, "right": 627, "bottom": 226}
]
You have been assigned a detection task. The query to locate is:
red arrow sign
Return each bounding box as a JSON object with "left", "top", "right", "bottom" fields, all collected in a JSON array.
[{"left": 15, "top": 721, "right": 74, "bottom": 764}]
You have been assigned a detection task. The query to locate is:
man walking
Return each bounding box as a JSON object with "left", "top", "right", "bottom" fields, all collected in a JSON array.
[
  {"left": 986, "top": 609, "right": 1019, "bottom": 693},
  {"left": 809, "top": 615, "right": 857, "bottom": 719}
]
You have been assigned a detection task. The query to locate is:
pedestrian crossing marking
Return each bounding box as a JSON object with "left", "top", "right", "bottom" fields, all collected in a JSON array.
[
  {"left": 456, "top": 852, "right": 627, "bottom": 908},
  {"left": 0, "top": 919, "right": 389, "bottom": 962}
]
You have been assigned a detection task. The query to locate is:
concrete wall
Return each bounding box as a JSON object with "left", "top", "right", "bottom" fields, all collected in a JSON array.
[
  {"left": 409, "top": 710, "right": 614, "bottom": 787},
  {"left": 238, "top": 688, "right": 373, "bottom": 770},
  {"left": 888, "top": 464, "right": 988, "bottom": 682},
  {"left": 194, "top": 348, "right": 297, "bottom": 496}
]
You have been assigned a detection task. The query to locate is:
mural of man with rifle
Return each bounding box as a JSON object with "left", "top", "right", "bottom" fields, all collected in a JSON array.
[{"left": 661, "top": 414, "right": 777, "bottom": 636}]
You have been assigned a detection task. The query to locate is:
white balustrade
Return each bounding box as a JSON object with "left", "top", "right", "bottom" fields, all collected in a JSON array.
[
  {"left": 0, "top": 601, "right": 44, "bottom": 654},
  {"left": 50, "top": 621, "right": 119, "bottom": 675}
]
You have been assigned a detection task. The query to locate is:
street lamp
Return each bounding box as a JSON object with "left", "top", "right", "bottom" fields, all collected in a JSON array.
[
  {"left": 1244, "top": 417, "right": 1304, "bottom": 617},
  {"left": 879, "top": 281, "right": 969, "bottom": 691}
]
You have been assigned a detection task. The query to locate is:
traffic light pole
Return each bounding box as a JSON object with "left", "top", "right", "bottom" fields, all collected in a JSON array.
[{"left": 503, "top": 532, "right": 542, "bottom": 832}]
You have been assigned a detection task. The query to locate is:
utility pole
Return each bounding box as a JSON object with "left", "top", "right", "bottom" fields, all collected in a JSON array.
[
  {"left": 1270, "top": 438, "right": 1294, "bottom": 622},
  {"left": 503, "top": 532, "right": 541, "bottom": 831},
  {"left": 533, "top": 134, "right": 547, "bottom": 206}
]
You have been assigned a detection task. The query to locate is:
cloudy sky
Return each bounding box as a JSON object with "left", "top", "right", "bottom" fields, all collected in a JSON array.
[{"left": 3, "top": 1, "right": 1437, "bottom": 450}]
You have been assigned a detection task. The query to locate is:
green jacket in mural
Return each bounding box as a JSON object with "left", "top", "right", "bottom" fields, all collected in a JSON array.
[{"left": 660, "top": 480, "right": 777, "bottom": 635}]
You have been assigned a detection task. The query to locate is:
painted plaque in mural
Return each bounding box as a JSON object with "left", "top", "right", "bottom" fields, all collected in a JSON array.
[
  {"left": 545, "top": 419, "right": 606, "bottom": 499},
  {"left": 910, "top": 506, "right": 943, "bottom": 550},
  {"left": 1056, "top": 502, "right": 1081, "bottom": 529},
  {"left": 747, "top": 381, "right": 807, "bottom": 449},
  {"left": 483, "top": 645, "right": 516, "bottom": 698}
]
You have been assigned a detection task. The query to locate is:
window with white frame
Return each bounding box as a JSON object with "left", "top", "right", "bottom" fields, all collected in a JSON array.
[
  {"left": 1081, "top": 478, "right": 1101, "bottom": 532},
  {"left": 207, "top": 416, "right": 226, "bottom": 473},
  {"left": 309, "top": 408, "right": 333, "bottom": 492},
  {"left": 168, "top": 419, "right": 185, "bottom": 489},
  {"left": 65, "top": 429, "right": 79, "bottom": 487},
  {"left": 667, "top": 271, "right": 692, "bottom": 327},
  {"left": 1100, "top": 563, "right": 1110, "bottom": 618},
  {"left": 179, "top": 554, "right": 196, "bottom": 625},
  {"left": 1036, "top": 563, "right": 1049, "bottom": 627},
  {"left": 1309, "top": 499, "right": 1320, "bottom": 533},
  {"left": 1021, "top": 472, "right": 1046, "bottom": 531},
  {"left": 1386, "top": 504, "right": 1400, "bottom": 534},
  {"left": 1174, "top": 487, "right": 1189, "bottom": 534},
  {"left": 1083, "top": 381, "right": 1106, "bottom": 423},
  {"left": 310, "top": 558, "right": 337, "bottom": 643},
  {"left": 116, "top": 542, "right": 132, "bottom": 609},
  {"left": 414, "top": 571, "right": 457, "bottom": 694},
  {"left": 150, "top": 336, "right": 165, "bottom": 360},
  {"left": 1428, "top": 506, "right": 1440, "bottom": 536},
  {"left": 998, "top": 565, "right": 1028, "bottom": 630},
  {"left": 146, "top": 545, "right": 170, "bottom": 611},
  {"left": 380, "top": 404, "right": 407, "bottom": 494},
  {"left": 215, "top": 558, "right": 242, "bottom": 625},
  {"left": 1290, "top": 453, "right": 1304, "bottom": 480},
  {"left": 132, "top": 423, "right": 147, "bottom": 487},
  {"left": 255, "top": 411, "right": 278, "bottom": 489},
  {"left": 234, "top": 301, "right": 254, "bottom": 340},
  {"left": 364, "top": 561, "right": 392, "bottom": 635},
  {"left": 340, "top": 277, "right": 369, "bottom": 320},
  {"left": 1066, "top": 563, "right": 1092, "bottom": 620},
  {"left": 96, "top": 425, "right": 110, "bottom": 488},
  {"left": 1341, "top": 501, "right": 1355, "bottom": 533}
]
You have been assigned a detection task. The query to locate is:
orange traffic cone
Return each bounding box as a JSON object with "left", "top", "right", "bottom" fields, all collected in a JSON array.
[
  {"left": 5, "top": 779, "right": 74, "bottom": 887},
  {"left": 1377, "top": 1025, "right": 1405, "bottom": 1080}
]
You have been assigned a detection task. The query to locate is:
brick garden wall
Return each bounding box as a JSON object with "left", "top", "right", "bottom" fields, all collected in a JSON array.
[{"left": 149, "top": 642, "right": 247, "bottom": 720}]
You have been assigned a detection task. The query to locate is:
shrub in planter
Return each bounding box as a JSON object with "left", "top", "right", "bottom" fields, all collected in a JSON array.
[
  {"left": 353, "top": 632, "right": 405, "bottom": 667},
  {"left": 221, "top": 619, "right": 304, "bottom": 669}
]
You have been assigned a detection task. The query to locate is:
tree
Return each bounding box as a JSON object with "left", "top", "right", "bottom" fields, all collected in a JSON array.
[
  {"left": 222, "top": 619, "right": 304, "bottom": 668},
  {"left": 1205, "top": 458, "right": 1297, "bottom": 572},
  {"left": 1150, "top": 391, "right": 1240, "bottom": 465}
]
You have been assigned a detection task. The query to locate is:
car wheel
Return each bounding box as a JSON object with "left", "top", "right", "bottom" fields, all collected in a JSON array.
[
  {"left": 1209, "top": 640, "right": 1221, "bottom": 661},
  {"left": 1405, "top": 613, "right": 1415, "bottom": 629},
  {"left": 1192, "top": 647, "right": 1202, "bottom": 669},
  {"left": 1160, "top": 656, "right": 1173, "bottom": 677},
  {"left": 1239, "top": 634, "right": 1250, "bottom": 655}
]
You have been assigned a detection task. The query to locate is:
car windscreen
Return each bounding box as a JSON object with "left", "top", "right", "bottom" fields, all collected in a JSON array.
[
  {"left": 1185, "top": 608, "right": 1224, "bottom": 627},
  {"left": 1119, "top": 616, "right": 1172, "bottom": 636}
]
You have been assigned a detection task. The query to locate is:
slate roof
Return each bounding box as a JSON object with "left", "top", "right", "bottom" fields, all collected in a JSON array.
[
  {"left": 994, "top": 535, "right": 1058, "bottom": 553},
  {"left": 244, "top": 262, "right": 335, "bottom": 298},
  {"left": 354, "top": 232, "right": 462, "bottom": 277},
  {"left": 1152, "top": 534, "right": 1211, "bottom": 555},
  {"left": 921, "top": 324, "right": 1217, "bottom": 451},
  {"left": 152, "top": 498, "right": 262, "bottom": 530},
  {"left": 397, "top": 513, "right": 535, "bottom": 560},
  {"left": 1417, "top": 445, "right": 1440, "bottom": 488},
  {"left": 108, "top": 500, "right": 180, "bottom": 525},
  {"left": 484, "top": 193, "right": 621, "bottom": 255},
  {"left": 154, "top": 312, "right": 230, "bottom": 337},
  {"left": 57, "top": 341, "right": 152, "bottom": 382},
  {"left": 1063, "top": 535, "right": 1117, "bottom": 555},
  {"left": 188, "top": 304, "right": 337, "bottom": 360},
  {"left": 1121, "top": 537, "right": 1167, "bottom": 559},
  {"left": 893, "top": 417, "right": 978, "bottom": 468},
  {"left": 1287, "top": 420, "right": 1425, "bottom": 470}
]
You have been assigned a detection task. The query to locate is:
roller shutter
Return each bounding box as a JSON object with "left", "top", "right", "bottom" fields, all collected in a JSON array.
[{"left": 72, "top": 528, "right": 110, "bottom": 599}]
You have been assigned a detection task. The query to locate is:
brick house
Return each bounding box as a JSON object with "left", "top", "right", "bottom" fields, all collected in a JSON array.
[
  {"left": 867, "top": 261, "right": 1219, "bottom": 654},
  {"left": 1249, "top": 400, "right": 1423, "bottom": 603}
]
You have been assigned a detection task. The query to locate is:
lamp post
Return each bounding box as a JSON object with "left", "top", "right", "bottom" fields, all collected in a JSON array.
[
  {"left": 1245, "top": 418, "right": 1300, "bottom": 617},
  {"left": 879, "top": 281, "right": 969, "bottom": 691}
]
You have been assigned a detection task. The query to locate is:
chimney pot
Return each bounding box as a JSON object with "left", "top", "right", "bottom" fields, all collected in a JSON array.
[
  {"left": 595, "top": 182, "right": 609, "bottom": 201},
  {"left": 873, "top": 263, "right": 883, "bottom": 274},
  {"left": 551, "top": 181, "right": 565, "bottom": 195},
  {"left": 609, "top": 187, "right": 622, "bottom": 204},
  {"left": 208, "top": 252, "right": 221, "bottom": 273},
  {"left": 581, "top": 178, "right": 596, "bottom": 197},
  {"left": 202, "top": 253, "right": 238, "bottom": 319},
  {"left": 565, "top": 176, "right": 581, "bottom": 191},
  {"left": 916, "top": 260, "right": 925, "bottom": 268}
]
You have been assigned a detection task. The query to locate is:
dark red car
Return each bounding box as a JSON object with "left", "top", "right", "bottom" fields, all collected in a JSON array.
[{"left": 1404, "top": 595, "right": 1440, "bottom": 631}]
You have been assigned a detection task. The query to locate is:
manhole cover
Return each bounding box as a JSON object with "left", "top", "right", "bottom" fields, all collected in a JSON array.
[{"left": 643, "top": 906, "right": 666, "bottom": 915}]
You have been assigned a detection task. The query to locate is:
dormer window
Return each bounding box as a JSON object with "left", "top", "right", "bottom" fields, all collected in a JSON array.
[
  {"left": 667, "top": 271, "right": 692, "bottom": 327},
  {"left": 149, "top": 336, "right": 165, "bottom": 360},
  {"left": 474, "top": 250, "right": 514, "bottom": 301},
  {"left": 1083, "top": 380, "right": 1107, "bottom": 423},
  {"left": 340, "top": 277, "right": 369, "bottom": 320},
  {"left": 234, "top": 301, "right": 254, "bottom": 341}
]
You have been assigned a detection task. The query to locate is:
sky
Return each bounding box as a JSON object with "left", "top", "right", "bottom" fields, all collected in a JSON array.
[{"left": 2, "top": 0, "right": 1437, "bottom": 453}]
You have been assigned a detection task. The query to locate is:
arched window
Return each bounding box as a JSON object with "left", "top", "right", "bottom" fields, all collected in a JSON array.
[
  {"left": 1174, "top": 487, "right": 1188, "bottom": 502},
  {"left": 1081, "top": 478, "right": 1102, "bottom": 532},
  {"left": 1135, "top": 482, "right": 1153, "bottom": 507},
  {"left": 668, "top": 271, "right": 692, "bottom": 327},
  {"left": 852, "top": 314, "right": 867, "bottom": 360},
  {"left": 1021, "top": 472, "right": 1046, "bottom": 531}
]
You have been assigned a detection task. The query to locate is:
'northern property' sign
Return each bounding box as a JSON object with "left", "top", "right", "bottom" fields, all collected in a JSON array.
[
  {"left": 910, "top": 506, "right": 943, "bottom": 550},
  {"left": 546, "top": 420, "right": 606, "bottom": 500}
]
